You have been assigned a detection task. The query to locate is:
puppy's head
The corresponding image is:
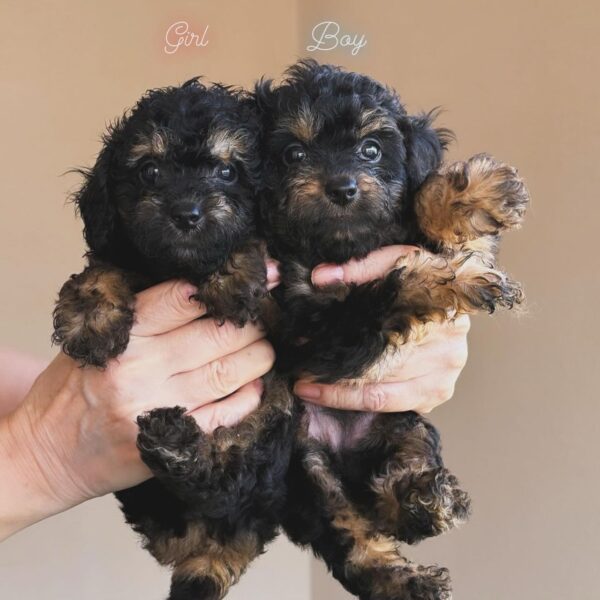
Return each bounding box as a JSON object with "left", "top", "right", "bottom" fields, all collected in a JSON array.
[
  {"left": 75, "top": 78, "right": 260, "bottom": 275},
  {"left": 256, "top": 60, "right": 450, "bottom": 266}
]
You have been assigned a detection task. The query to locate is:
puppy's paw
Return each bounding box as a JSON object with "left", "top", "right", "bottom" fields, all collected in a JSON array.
[
  {"left": 52, "top": 269, "right": 134, "bottom": 367},
  {"left": 450, "top": 153, "right": 529, "bottom": 230},
  {"left": 393, "top": 467, "right": 471, "bottom": 544},
  {"left": 195, "top": 276, "right": 268, "bottom": 328},
  {"left": 200, "top": 282, "right": 266, "bottom": 327},
  {"left": 455, "top": 259, "right": 525, "bottom": 313},
  {"left": 137, "top": 407, "right": 206, "bottom": 480},
  {"left": 358, "top": 563, "right": 452, "bottom": 600},
  {"left": 417, "top": 153, "right": 529, "bottom": 246},
  {"left": 403, "top": 566, "right": 452, "bottom": 600}
]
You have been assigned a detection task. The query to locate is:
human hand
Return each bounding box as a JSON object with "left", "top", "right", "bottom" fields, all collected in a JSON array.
[
  {"left": 293, "top": 246, "right": 470, "bottom": 413},
  {"left": 0, "top": 274, "right": 277, "bottom": 540}
]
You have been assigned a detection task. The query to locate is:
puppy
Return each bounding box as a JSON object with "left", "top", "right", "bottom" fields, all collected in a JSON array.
[
  {"left": 53, "top": 79, "right": 293, "bottom": 600},
  {"left": 257, "top": 60, "right": 528, "bottom": 600}
]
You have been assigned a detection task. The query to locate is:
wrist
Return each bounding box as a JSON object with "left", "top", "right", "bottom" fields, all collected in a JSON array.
[{"left": 0, "top": 369, "right": 87, "bottom": 540}]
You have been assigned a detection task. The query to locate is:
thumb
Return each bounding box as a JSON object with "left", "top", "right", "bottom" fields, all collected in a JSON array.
[
  {"left": 311, "top": 245, "right": 420, "bottom": 287},
  {"left": 131, "top": 280, "right": 206, "bottom": 337}
]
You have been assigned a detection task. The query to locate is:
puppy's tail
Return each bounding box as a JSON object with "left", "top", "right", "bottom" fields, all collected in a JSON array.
[{"left": 168, "top": 574, "right": 224, "bottom": 600}]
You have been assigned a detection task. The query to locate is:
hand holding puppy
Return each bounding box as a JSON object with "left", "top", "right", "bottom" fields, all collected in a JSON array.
[
  {"left": 0, "top": 278, "right": 276, "bottom": 542},
  {"left": 293, "top": 245, "right": 470, "bottom": 413}
]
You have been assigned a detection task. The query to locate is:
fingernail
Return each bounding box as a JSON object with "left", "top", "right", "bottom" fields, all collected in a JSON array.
[
  {"left": 182, "top": 283, "right": 198, "bottom": 301},
  {"left": 266, "top": 260, "right": 280, "bottom": 284},
  {"left": 253, "top": 378, "right": 264, "bottom": 396},
  {"left": 312, "top": 265, "right": 344, "bottom": 287},
  {"left": 294, "top": 383, "right": 322, "bottom": 400}
]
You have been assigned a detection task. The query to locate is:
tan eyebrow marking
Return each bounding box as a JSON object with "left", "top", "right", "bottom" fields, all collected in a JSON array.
[
  {"left": 207, "top": 128, "right": 250, "bottom": 162},
  {"left": 128, "top": 128, "right": 172, "bottom": 164},
  {"left": 277, "top": 104, "right": 323, "bottom": 143},
  {"left": 357, "top": 109, "right": 398, "bottom": 138}
]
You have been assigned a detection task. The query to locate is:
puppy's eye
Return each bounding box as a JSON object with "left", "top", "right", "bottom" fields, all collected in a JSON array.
[
  {"left": 283, "top": 144, "right": 307, "bottom": 166},
  {"left": 359, "top": 140, "right": 382, "bottom": 162},
  {"left": 216, "top": 163, "right": 237, "bottom": 182},
  {"left": 140, "top": 162, "right": 160, "bottom": 185}
]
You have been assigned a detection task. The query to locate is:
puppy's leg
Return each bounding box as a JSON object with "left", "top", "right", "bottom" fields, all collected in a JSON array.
[
  {"left": 136, "top": 376, "right": 293, "bottom": 513},
  {"left": 193, "top": 241, "right": 267, "bottom": 327},
  {"left": 283, "top": 248, "right": 522, "bottom": 382},
  {"left": 119, "top": 486, "right": 264, "bottom": 600},
  {"left": 288, "top": 445, "right": 452, "bottom": 600},
  {"left": 384, "top": 248, "right": 524, "bottom": 329},
  {"left": 166, "top": 530, "right": 264, "bottom": 600},
  {"left": 118, "top": 475, "right": 280, "bottom": 600},
  {"left": 52, "top": 264, "right": 135, "bottom": 367},
  {"left": 370, "top": 412, "right": 470, "bottom": 545},
  {"left": 415, "top": 153, "right": 529, "bottom": 252}
]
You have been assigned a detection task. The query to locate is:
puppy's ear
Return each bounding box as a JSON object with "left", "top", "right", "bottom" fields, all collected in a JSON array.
[
  {"left": 399, "top": 111, "right": 452, "bottom": 193},
  {"left": 74, "top": 122, "right": 123, "bottom": 254}
]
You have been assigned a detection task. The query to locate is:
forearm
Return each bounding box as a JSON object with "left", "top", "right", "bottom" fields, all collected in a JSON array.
[{"left": 0, "top": 403, "right": 76, "bottom": 541}]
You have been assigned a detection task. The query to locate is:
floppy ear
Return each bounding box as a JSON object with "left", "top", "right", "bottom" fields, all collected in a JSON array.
[
  {"left": 399, "top": 111, "right": 452, "bottom": 193},
  {"left": 73, "top": 123, "right": 122, "bottom": 254}
]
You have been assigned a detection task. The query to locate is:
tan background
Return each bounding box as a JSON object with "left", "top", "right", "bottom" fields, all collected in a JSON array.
[{"left": 1, "top": 1, "right": 599, "bottom": 599}]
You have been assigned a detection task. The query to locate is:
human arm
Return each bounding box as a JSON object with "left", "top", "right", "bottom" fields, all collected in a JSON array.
[
  {"left": 0, "top": 277, "right": 276, "bottom": 542},
  {"left": 0, "top": 348, "right": 47, "bottom": 417}
]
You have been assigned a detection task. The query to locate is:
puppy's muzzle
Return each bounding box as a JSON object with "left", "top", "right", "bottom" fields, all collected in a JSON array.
[
  {"left": 170, "top": 201, "right": 202, "bottom": 230},
  {"left": 325, "top": 174, "right": 359, "bottom": 207}
]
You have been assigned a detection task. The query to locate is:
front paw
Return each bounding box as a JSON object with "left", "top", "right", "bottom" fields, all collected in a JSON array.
[
  {"left": 52, "top": 271, "right": 134, "bottom": 367},
  {"left": 447, "top": 153, "right": 529, "bottom": 234},
  {"left": 456, "top": 260, "right": 524, "bottom": 312},
  {"left": 194, "top": 279, "right": 267, "bottom": 327},
  {"left": 417, "top": 153, "right": 529, "bottom": 247},
  {"left": 137, "top": 407, "right": 206, "bottom": 481}
]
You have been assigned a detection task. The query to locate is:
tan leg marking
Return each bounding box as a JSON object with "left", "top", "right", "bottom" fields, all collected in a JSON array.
[
  {"left": 151, "top": 523, "right": 262, "bottom": 599},
  {"left": 302, "top": 447, "right": 451, "bottom": 598},
  {"left": 52, "top": 266, "right": 135, "bottom": 366},
  {"left": 173, "top": 530, "right": 262, "bottom": 596}
]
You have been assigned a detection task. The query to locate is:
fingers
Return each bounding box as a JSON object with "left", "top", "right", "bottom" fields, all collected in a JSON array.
[
  {"left": 189, "top": 379, "right": 263, "bottom": 433},
  {"left": 294, "top": 314, "right": 470, "bottom": 413},
  {"left": 155, "top": 317, "right": 266, "bottom": 375},
  {"left": 166, "top": 339, "right": 275, "bottom": 408},
  {"left": 294, "top": 372, "right": 458, "bottom": 414},
  {"left": 381, "top": 320, "right": 469, "bottom": 382},
  {"left": 131, "top": 258, "right": 279, "bottom": 339},
  {"left": 131, "top": 280, "right": 206, "bottom": 337},
  {"left": 311, "top": 245, "right": 421, "bottom": 287}
]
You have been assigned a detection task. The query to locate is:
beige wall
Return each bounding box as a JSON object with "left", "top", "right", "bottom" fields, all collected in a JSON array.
[{"left": 1, "top": 1, "right": 599, "bottom": 599}]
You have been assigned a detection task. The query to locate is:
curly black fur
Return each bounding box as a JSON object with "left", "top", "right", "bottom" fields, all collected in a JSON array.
[
  {"left": 52, "top": 79, "right": 294, "bottom": 600},
  {"left": 257, "top": 60, "right": 527, "bottom": 599}
]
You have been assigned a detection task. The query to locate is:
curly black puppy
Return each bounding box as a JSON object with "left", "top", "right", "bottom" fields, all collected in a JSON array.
[
  {"left": 53, "top": 79, "right": 294, "bottom": 600},
  {"left": 256, "top": 60, "right": 528, "bottom": 600}
]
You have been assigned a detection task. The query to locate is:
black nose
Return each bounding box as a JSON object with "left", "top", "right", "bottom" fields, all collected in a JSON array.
[
  {"left": 325, "top": 175, "right": 359, "bottom": 206},
  {"left": 170, "top": 203, "right": 201, "bottom": 229}
]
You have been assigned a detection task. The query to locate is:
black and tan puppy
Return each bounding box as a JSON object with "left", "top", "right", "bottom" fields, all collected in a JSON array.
[
  {"left": 53, "top": 79, "right": 294, "bottom": 600},
  {"left": 257, "top": 60, "right": 528, "bottom": 600}
]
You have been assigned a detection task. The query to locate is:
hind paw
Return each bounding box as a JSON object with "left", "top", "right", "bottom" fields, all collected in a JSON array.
[
  {"left": 393, "top": 467, "right": 471, "bottom": 544},
  {"left": 137, "top": 407, "right": 205, "bottom": 479},
  {"left": 358, "top": 564, "right": 452, "bottom": 600}
]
